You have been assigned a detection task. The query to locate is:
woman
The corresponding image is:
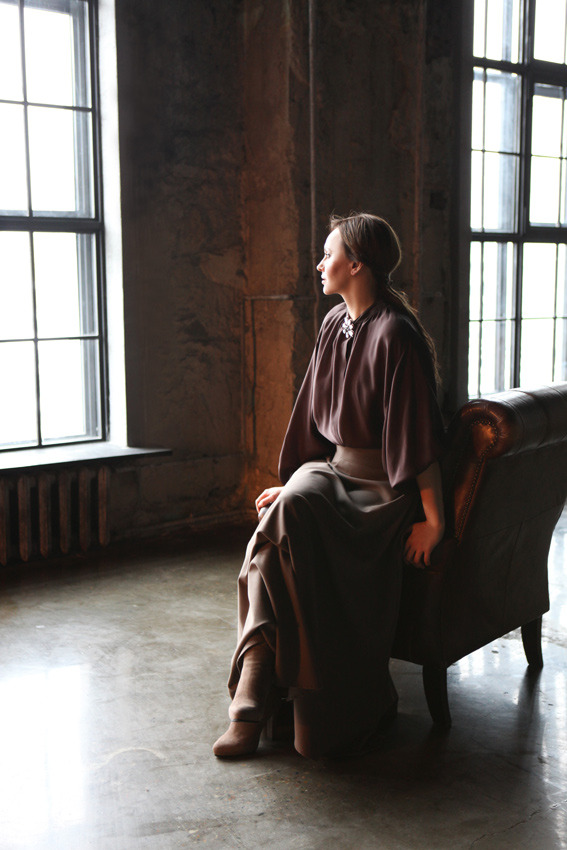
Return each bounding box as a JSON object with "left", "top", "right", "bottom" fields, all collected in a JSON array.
[{"left": 213, "top": 213, "right": 445, "bottom": 759}]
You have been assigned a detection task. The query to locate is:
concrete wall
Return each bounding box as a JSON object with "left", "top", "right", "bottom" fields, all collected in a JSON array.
[
  {"left": 108, "top": 0, "right": 463, "bottom": 540},
  {"left": 112, "top": 0, "right": 247, "bottom": 536}
]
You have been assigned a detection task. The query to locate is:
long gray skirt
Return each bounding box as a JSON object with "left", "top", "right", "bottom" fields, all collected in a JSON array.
[{"left": 227, "top": 446, "right": 419, "bottom": 758}]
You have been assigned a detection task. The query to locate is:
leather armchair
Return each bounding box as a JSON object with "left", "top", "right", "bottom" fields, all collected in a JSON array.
[{"left": 391, "top": 382, "right": 567, "bottom": 727}]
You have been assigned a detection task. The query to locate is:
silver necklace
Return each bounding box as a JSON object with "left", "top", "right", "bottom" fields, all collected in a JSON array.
[{"left": 341, "top": 314, "right": 354, "bottom": 338}]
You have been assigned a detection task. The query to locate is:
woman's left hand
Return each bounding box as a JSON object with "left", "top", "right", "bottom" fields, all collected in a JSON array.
[{"left": 403, "top": 520, "right": 444, "bottom": 568}]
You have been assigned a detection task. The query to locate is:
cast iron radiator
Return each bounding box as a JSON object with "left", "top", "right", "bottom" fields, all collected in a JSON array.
[{"left": 0, "top": 466, "right": 110, "bottom": 565}]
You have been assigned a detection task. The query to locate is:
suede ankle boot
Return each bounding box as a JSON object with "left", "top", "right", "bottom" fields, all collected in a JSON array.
[{"left": 213, "top": 640, "right": 274, "bottom": 758}]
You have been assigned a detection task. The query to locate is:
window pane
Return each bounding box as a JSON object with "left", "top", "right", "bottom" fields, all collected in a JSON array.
[
  {"left": 523, "top": 243, "right": 557, "bottom": 318},
  {"left": 470, "top": 150, "right": 484, "bottom": 230},
  {"left": 28, "top": 106, "right": 94, "bottom": 216},
  {"left": 483, "top": 152, "right": 518, "bottom": 230},
  {"left": 0, "top": 104, "right": 29, "bottom": 214},
  {"left": 472, "top": 70, "right": 485, "bottom": 151},
  {"left": 561, "top": 158, "right": 567, "bottom": 224},
  {"left": 0, "top": 342, "right": 38, "bottom": 449},
  {"left": 469, "top": 321, "right": 481, "bottom": 397},
  {"left": 558, "top": 244, "right": 567, "bottom": 316},
  {"left": 470, "top": 242, "right": 482, "bottom": 320},
  {"left": 473, "top": 0, "right": 487, "bottom": 57},
  {"left": 474, "top": 0, "right": 522, "bottom": 62},
  {"left": 532, "top": 86, "right": 563, "bottom": 157},
  {"left": 0, "top": 0, "right": 23, "bottom": 101},
  {"left": 0, "top": 232, "right": 34, "bottom": 340},
  {"left": 530, "top": 156, "right": 561, "bottom": 224},
  {"left": 480, "top": 320, "right": 495, "bottom": 393},
  {"left": 469, "top": 242, "right": 516, "bottom": 397},
  {"left": 38, "top": 339, "right": 100, "bottom": 442},
  {"left": 34, "top": 232, "right": 97, "bottom": 338},
  {"left": 482, "top": 242, "right": 515, "bottom": 319},
  {"left": 484, "top": 71, "right": 521, "bottom": 153},
  {"left": 534, "top": 0, "right": 567, "bottom": 63},
  {"left": 520, "top": 318, "right": 555, "bottom": 385},
  {"left": 24, "top": 0, "right": 91, "bottom": 108},
  {"left": 554, "top": 318, "right": 567, "bottom": 378},
  {"left": 479, "top": 320, "right": 514, "bottom": 394}
]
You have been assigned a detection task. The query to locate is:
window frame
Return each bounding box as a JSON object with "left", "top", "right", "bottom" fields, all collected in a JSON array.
[
  {"left": 467, "top": 0, "right": 567, "bottom": 399},
  {"left": 0, "top": 0, "right": 108, "bottom": 452}
]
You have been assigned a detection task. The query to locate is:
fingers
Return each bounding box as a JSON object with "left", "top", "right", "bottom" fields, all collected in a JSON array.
[
  {"left": 255, "top": 487, "right": 282, "bottom": 517},
  {"left": 403, "top": 534, "right": 427, "bottom": 568},
  {"left": 406, "top": 549, "right": 429, "bottom": 568},
  {"left": 255, "top": 489, "right": 272, "bottom": 512},
  {"left": 405, "top": 549, "right": 423, "bottom": 567}
]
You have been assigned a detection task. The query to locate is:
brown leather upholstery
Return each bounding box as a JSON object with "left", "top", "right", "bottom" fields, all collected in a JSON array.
[{"left": 392, "top": 383, "right": 567, "bottom": 726}]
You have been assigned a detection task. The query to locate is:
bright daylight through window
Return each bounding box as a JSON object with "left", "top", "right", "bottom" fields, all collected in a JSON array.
[
  {"left": 0, "top": 0, "right": 104, "bottom": 450},
  {"left": 470, "top": 0, "right": 567, "bottom": 397}
]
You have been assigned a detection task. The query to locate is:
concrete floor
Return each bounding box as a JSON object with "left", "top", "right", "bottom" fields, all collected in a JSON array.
[{"left": 0, "top": 514, "right": 566, "bottom": 850}]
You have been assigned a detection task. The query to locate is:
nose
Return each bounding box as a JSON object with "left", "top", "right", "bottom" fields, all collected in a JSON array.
[{"left": 317, "top": 258, "right": 324, "bottom": 271}]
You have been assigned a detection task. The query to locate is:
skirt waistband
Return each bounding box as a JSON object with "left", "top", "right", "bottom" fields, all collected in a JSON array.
[{"left": 331, "top": 445, "right": 387, "bottom": 482}]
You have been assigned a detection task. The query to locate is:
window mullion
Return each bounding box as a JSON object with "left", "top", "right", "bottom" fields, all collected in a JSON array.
[
  {"left": 512, "top": 0, "right": 536, "bottom": 387},
  {"left": 19, "top": 2, "right": 42, "bottom": 444},
  {"left": 18, "top": 0, "right": 32, "bottom": 219},
  {"left": 89, "top": 0, "right": 106, "bottom": 438},
  {"left": 27, "top": 232, "right": 42, "bottom": 446}
]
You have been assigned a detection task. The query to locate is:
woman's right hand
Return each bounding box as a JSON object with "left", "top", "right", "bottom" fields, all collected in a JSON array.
[{"left": 255, "top": 486, "right": 283, "bottom": 519}]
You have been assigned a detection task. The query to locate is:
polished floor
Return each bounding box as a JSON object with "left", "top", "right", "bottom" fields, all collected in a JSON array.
[{"left": 0, "top": 512, "right": 566, "bottom": 850}]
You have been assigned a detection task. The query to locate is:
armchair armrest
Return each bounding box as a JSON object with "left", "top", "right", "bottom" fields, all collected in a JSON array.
[{"left": 446, "top": 383, "right": 567, "bottom": 542}]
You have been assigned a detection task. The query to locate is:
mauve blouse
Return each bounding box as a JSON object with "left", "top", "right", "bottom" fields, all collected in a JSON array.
[{"left": 278, "top": 301, "right": 445, "bottom": 490}]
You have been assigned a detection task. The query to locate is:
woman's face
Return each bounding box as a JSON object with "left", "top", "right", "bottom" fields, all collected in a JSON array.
[{"left": 317, "top": 228, "right": 354, "bottom": 297}]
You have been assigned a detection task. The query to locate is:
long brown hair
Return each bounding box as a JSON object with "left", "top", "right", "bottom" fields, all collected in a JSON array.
[{"left": 329, "top": 212, "right": 440, "bottom": 388}]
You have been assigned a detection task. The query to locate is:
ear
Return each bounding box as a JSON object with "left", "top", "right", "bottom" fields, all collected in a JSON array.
[{"left": 350, "top": 261, "right": 363, "bottom": 275}]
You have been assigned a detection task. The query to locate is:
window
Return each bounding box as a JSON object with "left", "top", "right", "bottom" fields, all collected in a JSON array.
[
  {"left": 0, "top": 0, "right": 105, "bottom": 450},
  {"left": 469, "top": 0, "right": 567, "bottom": 397}
]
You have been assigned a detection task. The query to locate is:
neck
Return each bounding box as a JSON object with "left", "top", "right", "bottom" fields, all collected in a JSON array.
[{"left": 342, "top": 291, "right": 376, "bottom": 320}]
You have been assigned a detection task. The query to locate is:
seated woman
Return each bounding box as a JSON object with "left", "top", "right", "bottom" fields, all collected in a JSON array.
[{"left": 213, "top": 212, "right": 445, "bottom": 759}]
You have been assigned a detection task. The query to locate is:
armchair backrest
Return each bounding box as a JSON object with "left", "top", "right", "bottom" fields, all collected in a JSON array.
[{"left": 445, "top": 383, "right": 567, "bottom": 544}]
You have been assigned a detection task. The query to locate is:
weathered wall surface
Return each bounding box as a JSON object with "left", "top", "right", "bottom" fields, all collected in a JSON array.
[
  {"left": 112, "top": 0, "right": 247, "bottom": 535},
  {"left": 108, "top": 0, "right": 463, "bottom": 539}
]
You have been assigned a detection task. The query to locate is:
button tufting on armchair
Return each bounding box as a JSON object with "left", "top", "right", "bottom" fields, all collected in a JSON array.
[{"left": 391, "top": 382, "right": 567, "bottom": 727}]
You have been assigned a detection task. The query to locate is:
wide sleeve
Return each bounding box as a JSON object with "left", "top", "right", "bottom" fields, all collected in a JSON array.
[
  {"left": 381, "top": 323, "right": 445, "bottom": 490},
  {"left": 278, "top": 339, "right": 334, "bottom": 484}
]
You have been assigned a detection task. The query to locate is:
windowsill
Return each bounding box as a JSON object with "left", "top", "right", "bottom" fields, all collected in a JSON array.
[{"left": 0, "top": 443, "right": 171, "bottom": 475}]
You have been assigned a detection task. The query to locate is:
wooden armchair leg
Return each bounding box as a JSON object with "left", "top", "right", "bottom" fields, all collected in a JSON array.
[
  {"left": 422, "top": 665, "right": 452, "bottom": 728},
  {"left": 521, "top": 616, "right": 544, "bottom": 669}
]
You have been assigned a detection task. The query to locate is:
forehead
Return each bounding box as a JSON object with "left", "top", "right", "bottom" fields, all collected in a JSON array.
[{"left": 324, "top": 228, "right": 344, "bottom": 252}]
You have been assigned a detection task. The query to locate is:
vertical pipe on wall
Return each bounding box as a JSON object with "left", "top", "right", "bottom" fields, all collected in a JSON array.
[
  {"left": 452, "top": 0, "right": 475, "bottom": 410},
  {"left": 308, "top": 0, "right": 321, "bottom": 337},
  {"left": 412, "top": 0, "right": 425, "bottom": 310}
]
